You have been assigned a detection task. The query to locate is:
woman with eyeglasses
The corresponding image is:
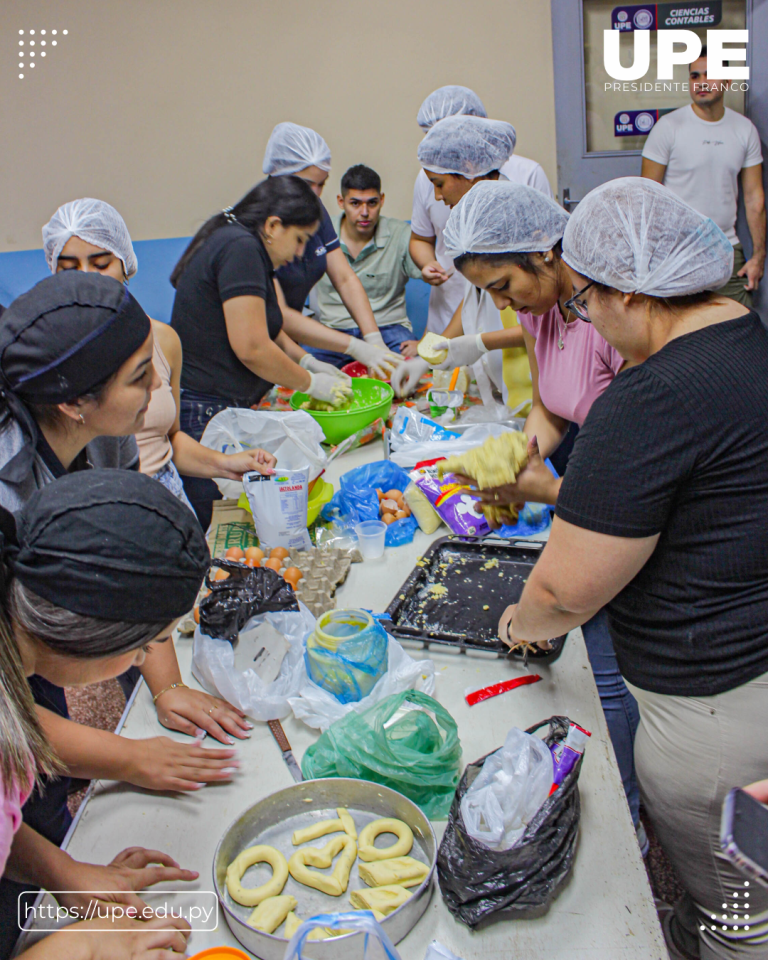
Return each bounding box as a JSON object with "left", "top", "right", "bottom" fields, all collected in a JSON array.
[
  {"left": 440, "top": 180, "right": 646, "bottom": 852},
  {"left": 500, "top": 176, "right": 768, "bottom": 960}
]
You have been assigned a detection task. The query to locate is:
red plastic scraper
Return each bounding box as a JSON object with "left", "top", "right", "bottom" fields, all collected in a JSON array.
[{"left": 465, "top": 674, "right": 542, "bottom": 706}]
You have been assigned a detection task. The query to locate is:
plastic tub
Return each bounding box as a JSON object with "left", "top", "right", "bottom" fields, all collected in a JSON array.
[
  {"left": 289, "top": 377, "right": 394, "bottom": 445},
  {"left": 188, "top": 948, "right": 251, "bottom": 960},
  {"left": 305, "top": 609, "right": 389, "bottom": 702},
  {"left": 354, "top": 519, "right": 387, "bottom": 559}
]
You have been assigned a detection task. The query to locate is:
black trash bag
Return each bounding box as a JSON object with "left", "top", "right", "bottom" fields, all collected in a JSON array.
[
  {"left": 199, "top": 558, "right": 299, "bottom": 643},
  {"left": 437, "top": 716, "right": 582, "bottom": 928}
]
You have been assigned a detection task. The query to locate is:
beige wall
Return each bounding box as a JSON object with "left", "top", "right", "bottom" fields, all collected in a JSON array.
[{"left": 1, "top": 0, "right": 556, "bottom": 252}]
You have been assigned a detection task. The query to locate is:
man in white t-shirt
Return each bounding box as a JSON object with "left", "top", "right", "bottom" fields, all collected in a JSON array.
[
  {"left": 407, "top": 86, "right": 553, "bottom": 340},
  {"left": 642, "top": 48, "right": 765, "bottom": 306}
]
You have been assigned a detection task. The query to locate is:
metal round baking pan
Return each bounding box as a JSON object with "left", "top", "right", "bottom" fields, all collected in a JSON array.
[{"left": 212, "top": 778, "right": 436, "bottom": 960}]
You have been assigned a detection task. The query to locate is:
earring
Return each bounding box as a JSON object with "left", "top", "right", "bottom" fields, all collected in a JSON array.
[
  {"left": 79, "top": 413, "right": 85, "bottom": 425},
  {"left": 266, "top": 238, "right": 272, "bottom": 245}
]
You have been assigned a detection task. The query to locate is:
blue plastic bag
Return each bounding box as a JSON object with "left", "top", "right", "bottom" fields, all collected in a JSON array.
[
  {"left": 304, "top": 609, "right": 389, "bottom": 704},
  {"left": 321, "top": 460, "right": 418, "bottom": 546},
  {"left": 497, "top": 459, "right": 558, "bottom": 539}
]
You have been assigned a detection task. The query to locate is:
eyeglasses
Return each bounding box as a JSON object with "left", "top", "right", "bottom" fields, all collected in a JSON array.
[{"left": 564, "top": 280, "right": 595, "bottom": 323}]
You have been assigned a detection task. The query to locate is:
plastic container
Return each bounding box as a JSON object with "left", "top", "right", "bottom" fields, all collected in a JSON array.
[
  {"left": 290, "top": 377, "right": 394, "bottom": 445},
  {"left": 355, "top": 519, "right": 387, "bottom": 559},
  {"left": 188, "top": 948, "right": 251, "bottom": 960},
  {"left": 305, "top": 608, "right": 389, "bottom": 703}
]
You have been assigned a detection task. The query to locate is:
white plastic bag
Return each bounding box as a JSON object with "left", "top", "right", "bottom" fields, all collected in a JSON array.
[
  {"left": 460, "top": 726, "right": 553, "bottom": 850},
  {"left": 191, "top": 605, "right": 315, "bottom": 721},
  {"left": 390, "top": 406, "right": 460, "bottom": 450},
  {"left": 424, "top": 944, "right": 464, "bottom": 960},
  {"left": 288, "top": 636, "right": 436, "bottom": 732},
  {"left": 283, "top": 911, "right": 401, "bottom": 960},
  {"left": 199, "top": 408, "right": 328, "bottom": 499},
  {"left": 390, "top": 423, "right": 523, "bottom": 470}
]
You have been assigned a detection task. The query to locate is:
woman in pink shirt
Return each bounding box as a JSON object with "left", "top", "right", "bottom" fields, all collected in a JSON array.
[{"left": 443, "top": 181, "right": 645, "bottom": 851}]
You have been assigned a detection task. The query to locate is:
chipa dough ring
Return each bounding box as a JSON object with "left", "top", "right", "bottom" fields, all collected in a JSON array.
[
  {"left": 357, "top": 818, "right": 414, "bottom": 862},
  {"left": 288, "top": 834, "right": 358, "bottom": 896},
  {"left": 226, "top": 844, "right": 289, "bottom": 907}
]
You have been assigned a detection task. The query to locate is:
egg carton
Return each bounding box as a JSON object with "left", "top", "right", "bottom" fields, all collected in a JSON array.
[{"left": 284, "top": 545, "right": 361, "bottom": 618}]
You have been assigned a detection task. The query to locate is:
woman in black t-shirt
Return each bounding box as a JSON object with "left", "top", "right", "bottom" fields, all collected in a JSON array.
[
  {"left": 170, "top": 176, "right": 353, "bottom": 526},
  {"left": 498, "top": 177, "right": 768, "bottom": 959}
]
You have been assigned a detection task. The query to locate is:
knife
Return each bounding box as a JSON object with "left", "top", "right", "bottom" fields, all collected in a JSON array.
[{"left": 267, "top": 719, "right": 304, "bottom": 782}]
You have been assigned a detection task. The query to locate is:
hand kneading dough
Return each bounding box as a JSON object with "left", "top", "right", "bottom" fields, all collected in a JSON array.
[
  {"left": 439, "top": 431, "right": 529, "bottom": 525},
  {"left": 358, "top": 856, "right": 429, "bottom": 888},
  {"left": 247, "top": 894, "right": 297, "bottom": 933},
  {"left": 226, "top": 845, "right": 289, "bottom": 907},
  {"left": 350, "top": 884, "right": 413, "bottom": 914},
  {"left": 288, "top": 834, "right": 358, "bottom": 896},
  {"left": 292, "top": 806, "right": 357, "bottom": 845},
  {"left": 417, "top": 332, "right": 449, "bottom": 365},
  {"left": 357, "top": 818, "right": 413, "bottom": 862}
]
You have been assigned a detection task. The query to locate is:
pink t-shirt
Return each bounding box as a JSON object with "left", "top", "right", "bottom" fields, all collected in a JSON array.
[
  {"left": 1, "top": 767, "right": 31, "bottom": 875},
  {"left": 518, "top": 304, "right": 624, "bottom": 426}
]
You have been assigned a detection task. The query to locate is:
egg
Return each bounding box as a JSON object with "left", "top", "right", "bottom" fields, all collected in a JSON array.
[
  {"left": 193, "top": 606, "right": 200, "bottom": 624},
  {"left": 380, "top": 498, "right": 399, "bottom": 514},
  {"left": 382, "top": 513, "right": 397, "bottom": 525},
  {"left": 384, "top": 489, "right": 403, "bottom": 504},
  {"left": 283, "top": 567, "right": 303, "bottom": 587},
  {"left": 213, "top": 569, "right": 230, "bottom": 581},
  {"left": 245, "top": 558, "right": 259, "bottom": 568},
  {"left": 264, "top": 558, "right": 283, "bottom": 572},
  {"left": 225, "top": 547, "right": 244, "bottom": 561},
  {"left": 270, "top": 547, "right": 290, "bottom": 561},
  {"left": 376, "top": 488, "right": 384, "bottom": 502},
  {"left": 245, "top": 546, "right": 265, "bottom": 564},
  {"left": 394, "top": 510, "right": 408, "bottom": 520}
]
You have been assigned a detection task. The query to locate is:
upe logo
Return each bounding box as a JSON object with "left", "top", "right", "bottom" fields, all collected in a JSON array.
[{"left": 604, "top": 29, "right": 748, "bottom": 80}]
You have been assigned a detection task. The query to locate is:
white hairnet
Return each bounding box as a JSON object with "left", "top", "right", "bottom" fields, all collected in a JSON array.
[
  {"left": 262, "top": 122, "right": 332, "bottom": 176},
  {"left": 562, "top": 177, "right": 734, "bottom": 296},
  {"left": 417, "top": 116, "right": 516, "bottom": 179},
  {"left": 417, "top": 85, "right": 487, "bottom": 131},
  {"left": 42, "top": 198, "right": 137, "bottom": 277},
  {"left": 443, "top": 181, "right": 569, "bottom": 260}
]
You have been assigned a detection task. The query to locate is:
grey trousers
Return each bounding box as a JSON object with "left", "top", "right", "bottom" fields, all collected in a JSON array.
[
  {"left": 716, "top": 243, "right": 754, "bottom": 308},
  {"left": 627, "top": 674, "right": 768, "bottom": 959}
]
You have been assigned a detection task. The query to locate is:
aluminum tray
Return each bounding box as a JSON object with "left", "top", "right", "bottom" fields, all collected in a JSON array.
[{"left": 213, "top": 778, "right": 436, "bottom": 960}]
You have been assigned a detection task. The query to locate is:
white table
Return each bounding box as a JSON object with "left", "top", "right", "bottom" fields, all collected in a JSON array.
[{"left": 18, "top": 442, "right": 666, "bottom": 959}]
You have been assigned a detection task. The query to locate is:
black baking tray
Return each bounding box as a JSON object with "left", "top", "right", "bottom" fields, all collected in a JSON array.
[{"left": 384, "top": 535, "right": 554, "bottom": 655}]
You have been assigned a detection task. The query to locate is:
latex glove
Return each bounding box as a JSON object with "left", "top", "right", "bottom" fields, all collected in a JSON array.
[
  {"left": 434, "top": 333, "right": 487, "bottom": 370},
  {"left": 391, "top": 357, "right": 429, "bottom": 398},
  {"left": 306, "top": 371, "right": 354, "bottom": 405},
  {"left": 299, "top": 353, "right": 352, "bottom": 383},
  {"left": 346, "top": 333, "right": 402, "bottom": 379}
]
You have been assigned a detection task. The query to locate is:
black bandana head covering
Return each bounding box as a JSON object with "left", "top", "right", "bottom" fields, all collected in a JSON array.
[
  {"left": 11, "top": 470, "right": 210, "bottom": 622},
  {"left": 0, "top": 271, "right": 151, "bottom": 482}
]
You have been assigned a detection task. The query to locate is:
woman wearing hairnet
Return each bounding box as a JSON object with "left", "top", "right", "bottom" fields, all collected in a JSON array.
[
  {"left": 263, "top": 122, "right": 403, "bottom": 374},
  {"left": 42, "top": 198, "right": 277, "bottom": 510},
  {"left": 439, "top": 179, "right": 642, "bottom": 847},
  {"left": 408, "top": 85, "right": 552, "bottom": 343},
  {"left": 500, "top": 177, "right": 768, "bottom": 960},
  {"left": 393, "top": 116, "right": 532, "bottom": 414}
]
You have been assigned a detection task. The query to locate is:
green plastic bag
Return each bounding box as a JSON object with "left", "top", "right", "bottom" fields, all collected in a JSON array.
[{"left": 301, "top": 691, "right": 462, "bottom": 819}]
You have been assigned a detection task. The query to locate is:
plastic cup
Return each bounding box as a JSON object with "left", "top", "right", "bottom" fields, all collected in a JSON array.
[{"left": 354, "top": 520, "right": 387, "bottom": 560}]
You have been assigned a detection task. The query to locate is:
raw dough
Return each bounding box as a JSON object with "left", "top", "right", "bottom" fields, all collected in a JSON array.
[
  {"left": 288, "top": 834, "right": 358, "bottom": 896},
  {"left": 357, "top": 818, "right": 414, "bottom": 862},
  {"left": 358, "top": 856, "right": 429, "bottom": 888},
  {"left": 226, "top": 845, "right": 290, "bottom": 907},
  {"left": 350, "top": 884, "right": 413, "bottom": 914},
  {"left": 417, "top": 332, "right": 450, "bottom": 366},
  {"left": 246, "top": 894, "right": 297, "bottom": 933},
  {"left": 292, "top": 806, "right": 357, "bottom": 845},
  {"left": 439, "top": 431, "right": 529, "bottom": 525}
]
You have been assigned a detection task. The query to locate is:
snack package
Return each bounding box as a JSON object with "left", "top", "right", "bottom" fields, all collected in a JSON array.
[
  {"left": 243, "top": 467, "right": 311, "bottom": 552},
  {"left": 411, "top": 465, "right": 490, "bottom": 538}
]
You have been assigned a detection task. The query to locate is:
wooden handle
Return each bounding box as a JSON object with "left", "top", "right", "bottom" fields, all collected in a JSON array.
[{"left": 267, "top": 719, "right": 292, "bottom": 752}]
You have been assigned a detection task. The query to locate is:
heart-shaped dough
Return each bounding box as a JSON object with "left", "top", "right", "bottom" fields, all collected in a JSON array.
[
  {"left": 288, "top": 835, "right": 357, "bottom": 896},
  {"left": 226, "top": 844, "right": 289, "bottom": 907}
]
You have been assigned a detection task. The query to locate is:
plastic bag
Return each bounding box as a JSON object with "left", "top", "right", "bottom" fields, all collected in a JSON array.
[
  {"left": 459, "top": 726, "right": 553, "bottom": 850},
  {"left": 305, "top": 609, "right": 389, "bottom": 704},
  {"left": 301, "top": 691, "right": 461, "bottom": 819},
  {"left": 289, "top": 636, "right": 435, "bottom": 732},
  {"left": 321, "top": 460, "right": 418, "bottom": 547},
  {"left": 192, "top": 604, "right": 315, "bottom": 721},
  {"left": 437, "top": 716, "right": 582, "bottom": 927},
  {"left": 283, "top": 911, "right": 401, "bottom": 960},
  {"left": 199, "top": 559, "right": 298, "bottom": 643},
  {"left": 389, "top": 423, "right": 522, "bottom": 470},
  {"left": 242, "top": 467, "right": 311, "bottom": 552},
  {"left": 424, "top": 944, "right": 464, "bottom": 960},
  {"left": 412, "top": 466, "right": 491, "bottom": 538},
  {"left": 390, "top": 407, "right": 460, "bottom": 450},
  {"left": 497, "top": 501, "right": 552, "bottom": 539},
  {"left": 199, "top": 408, "right": 327, "bottom": 499}
]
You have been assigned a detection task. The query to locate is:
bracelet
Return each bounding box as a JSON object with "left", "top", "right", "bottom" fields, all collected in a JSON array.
[{"left": 152, "top": 681, "right": 188, "bottom": 705}]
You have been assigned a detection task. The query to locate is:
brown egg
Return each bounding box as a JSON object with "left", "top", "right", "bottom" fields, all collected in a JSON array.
[
  {"left": 283, "top": 567, "right": 303, "bottom": 587},
  {"left": 245, "top": 546, "right": 265, "bottom": 564},
  {"left": 264, "top": 558, "right": 283, "bottom": 572},
  {"left": 381, "top": 513, "right": 397, "bottom": 525},
  {"left": 193, "top": 606, "right": 200, "bottom": 624},
  {"left": 270, "top": 547, "right": 290, "bottom": 561},
  {"left": 380, "top": 498, "right": 399, "bottom": 514},
  {"left": 401, "top": 504, "right": 411, "bottom": 517},
  {"left": 213, "top": 569, "right": 230, "bottom": 581},
  {"left": 394, "top": 509, "right": 408, "bottom": 520},
  {"left": 245, "top": 557, "right": 259, "bottom": 568},
  {"left": 225, "top": 547, "right": 244, "bottom": 561},
  {"left": 384, "top": 489, "right": 403, "bottom": 503},
  {"left": 376, "top": 488, "right": 384, "bottom": 502}
]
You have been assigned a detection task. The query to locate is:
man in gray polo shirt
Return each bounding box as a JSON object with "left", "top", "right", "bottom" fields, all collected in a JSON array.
[{"left": 307, "top": 165, "right": 422, "bottom": 366}]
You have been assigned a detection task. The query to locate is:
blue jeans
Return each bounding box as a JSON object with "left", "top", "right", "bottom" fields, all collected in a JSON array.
[
  {"left": 304, "top": 323, "right": 413, "bottom": 368},
  {"left": 178, "top": 391, "right": 232, "bottom": 530},
  {"left": 582, "top": 609, "right": 641, "bottom": 825}
]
